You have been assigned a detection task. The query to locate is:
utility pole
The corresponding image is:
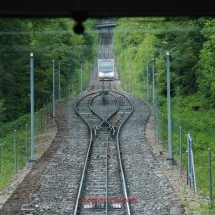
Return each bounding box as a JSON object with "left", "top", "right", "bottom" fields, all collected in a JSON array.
[
  {"left": 58, "top": 62, "right": 61, "bottom": 101},
  {"left": 52, "top": 60, "right": 56, "bottom": 118},
  {"left": 80, "top": 63, "right": 83, "bottom": 93},
  {"left": 166, "top": 51, "right": 173, "bottom": 161},
  {"left": 30, "top": 52, "right": 36, "bottom": 166},
  {"left": 146, "top": 61, "right": 149, "bottom": 100},
  {"left": 152, "top": 58, "right": 155, "bottom": 129},
  {"left": 152, "top": 58, "right": 155, "bottom": 105}
]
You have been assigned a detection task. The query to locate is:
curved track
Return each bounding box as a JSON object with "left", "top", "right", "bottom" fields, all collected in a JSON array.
[{"left": 73, "top": 85, "right": 133, "bottom": 214}]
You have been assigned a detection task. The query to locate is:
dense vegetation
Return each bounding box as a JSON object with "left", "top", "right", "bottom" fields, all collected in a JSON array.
[
  {"left": 0, "top": 18, "right": 98, "bottom": 190},
  {"left": 113, "top": 16, "right": 215, "bottom": 146},
  {"left": 113, "top": 17, "right": 215, "bottom": 212},
  {"left": 0, "top": 18, "right": 98, "bottom": 125}
]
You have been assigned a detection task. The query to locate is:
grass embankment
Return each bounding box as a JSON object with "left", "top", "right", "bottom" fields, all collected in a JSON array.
[
  {"left": 129, "top": 86, "right": 215, "bottom": 213},
  {"left": 161, "top": 93, "right": 215, "bottom": 213},
  {"left": 169, "top": 94, "right": 215, "bottom": 198},
  {"left": 0, "top": 114, "right": 31, "bottom": 190},
  {"left": 0, "top": 109, "right": 53, "bottom": 191}
]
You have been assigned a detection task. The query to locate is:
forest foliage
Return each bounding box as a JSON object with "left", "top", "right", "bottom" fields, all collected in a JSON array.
[
  {"left": 113, "top": 16, "right": 215, "bottom": 153},
  {"left": 114, "top": 17, "right": 209, "bottom": 97},
  {"left": 0, "top": 18, "right": 98, "bottom": 125},
  {"left": 114, "top": 16, "right": 215, "bottom": 117}
]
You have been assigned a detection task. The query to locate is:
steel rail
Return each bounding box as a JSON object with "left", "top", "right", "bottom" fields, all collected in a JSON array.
[
  {"left": 105, "top": 132, "right": 109, "bottom": 215},
  {"left": 89, "top": 93, "right": 119, "bottom": 129},
  {"left": 110, "top": 89, "right": 134, "bottom": 215},
  {"left": 88, "top": 92, "right": 119, "bottom": 215},
  {"left": 74, "top": 89, "right": 133, "bottom": 214},
  {"left": 73, "top": 91, "right": 101, "bottom": 215},
  {"left": 89, "top": 89, "right": 133, "bottom": 215},
  {"left": 74, "top": 91, "right": 119, "bottom": 215}
]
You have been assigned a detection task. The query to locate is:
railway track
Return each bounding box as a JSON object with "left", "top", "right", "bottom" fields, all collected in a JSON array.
[
  {"left": 72, "top": 21, "right": 136, "bottom": 214},
  {"left": 99, "top": 27, "right": 113, "bottom": 59},
  {"left": 73, "top": 85, "right": 134, "bottom": 214},
  {"left": 0, "top": 20, "right": 185, "bottom": 215}
]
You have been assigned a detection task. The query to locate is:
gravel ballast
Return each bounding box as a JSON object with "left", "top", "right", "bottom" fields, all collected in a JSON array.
[{"left": 0, "top": 84, "right": 185, "bottom": 215}]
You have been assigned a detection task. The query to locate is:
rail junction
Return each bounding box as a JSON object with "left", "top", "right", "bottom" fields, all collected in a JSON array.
[{"left": 0, "top": 21, "right": 185, "bottom": 215}]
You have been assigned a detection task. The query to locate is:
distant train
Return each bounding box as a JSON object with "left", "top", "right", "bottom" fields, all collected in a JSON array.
[{"left": 98, "top": 59, "right": 115, "bottom": 81}]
